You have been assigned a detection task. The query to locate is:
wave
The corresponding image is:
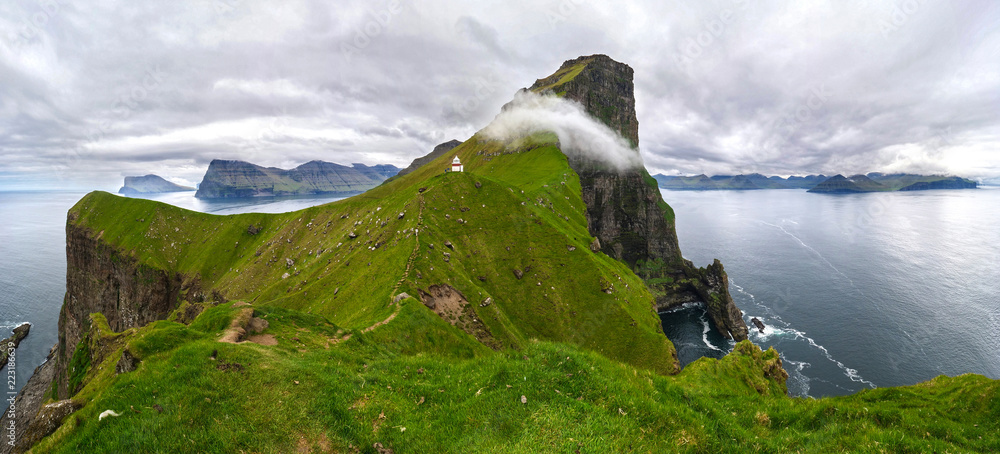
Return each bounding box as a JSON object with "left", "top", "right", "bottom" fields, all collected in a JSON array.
[
  {"left": 731, "top": 280, "right": 877, "bottom": 389},
  {"left": 700, "top": 313, "right": 723, "bottom": 352},
  {"left": 657, "top": 302, "right": 701, "bottom": 315}
]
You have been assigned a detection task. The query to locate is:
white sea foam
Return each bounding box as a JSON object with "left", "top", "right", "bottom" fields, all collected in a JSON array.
[{"left": 700, "top": 313, "right": 723, "bottom": 352}]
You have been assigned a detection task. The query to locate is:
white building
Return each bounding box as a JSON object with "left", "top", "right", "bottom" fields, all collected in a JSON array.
[{"left": 451, "top": 156, "right": 464, "bottom": 172}]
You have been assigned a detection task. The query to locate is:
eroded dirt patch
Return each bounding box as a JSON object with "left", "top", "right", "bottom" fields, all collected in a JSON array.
[
  {"left": 418, "top": 284, "right": 499, "bottom": 349},
  {"left": 247, "top": 334, "right": 278, "bottom": 346}
]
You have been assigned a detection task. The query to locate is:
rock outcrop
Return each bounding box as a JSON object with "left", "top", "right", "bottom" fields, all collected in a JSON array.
[
  {"left": 195, "top": 160, "right": 400, "bottom": 199},
  {"left": 1, "top": 323, "right": 30, "bottom": 371},
  {"left": 529, "top": 55, "right": 749, "bottom": 341},
  {"left": 118, "top": 174, "right": 194, "bottom": 195}
]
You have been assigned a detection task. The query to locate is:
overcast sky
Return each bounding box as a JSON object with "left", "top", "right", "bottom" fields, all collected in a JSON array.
[{"left": 1, "top": 0, "right": 998, "bottom": 190}]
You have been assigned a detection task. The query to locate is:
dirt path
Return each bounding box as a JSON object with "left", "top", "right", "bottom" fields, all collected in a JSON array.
[{"left": 362, "top": 194, "right": 425, "bottom": 334}]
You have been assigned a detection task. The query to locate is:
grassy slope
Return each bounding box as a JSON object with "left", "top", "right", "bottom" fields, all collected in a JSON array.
[
  {"left": 67, "top": 131, "right": 677, "bottom": 375},
  {"left": 35, "top": 303, "right": 999, "bottom": 453}
]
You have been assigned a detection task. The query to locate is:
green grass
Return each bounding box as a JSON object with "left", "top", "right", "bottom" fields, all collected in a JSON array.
[{"left": 34, "top": 302, "right": 1000, "bottom": 453}]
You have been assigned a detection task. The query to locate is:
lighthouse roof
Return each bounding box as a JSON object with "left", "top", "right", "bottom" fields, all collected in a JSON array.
[{"left": 453, "top": 156, "right": 461, "bottom": 163}]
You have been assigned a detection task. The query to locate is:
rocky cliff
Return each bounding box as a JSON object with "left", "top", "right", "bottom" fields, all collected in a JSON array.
[
  {"left": 529, "top": 55, "right": 748, "bottom": 341},
  {"left": 118, "top": 175, "right": 194, "bottom": 195},
  {"left": 194, "top": 160, "right": 400, "bottom": 199}
]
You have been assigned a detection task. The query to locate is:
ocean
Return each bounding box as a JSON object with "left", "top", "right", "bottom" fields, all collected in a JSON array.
[
  {"left": 2, "top": 188, "right": 998, "bottom": 398},
  {"left": 660, "top": 187, "right": 1000, "bottom": 397}
]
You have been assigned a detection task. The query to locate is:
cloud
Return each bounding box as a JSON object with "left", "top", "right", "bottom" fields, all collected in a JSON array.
[
  {"left": 481, "top": 90, "right": 643, "bottom": 171},
  {"left": 0, "top": 0, "right": 998, "bottom": 191}
]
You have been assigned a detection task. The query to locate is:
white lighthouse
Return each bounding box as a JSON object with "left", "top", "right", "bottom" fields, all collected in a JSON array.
[{"left": 450, "top": 156, "right": 464, "bottom": 173}]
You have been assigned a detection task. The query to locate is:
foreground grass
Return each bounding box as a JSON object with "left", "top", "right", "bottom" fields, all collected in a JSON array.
[{"left": 33, "top": 301, "right": 999, "bottom": 453}]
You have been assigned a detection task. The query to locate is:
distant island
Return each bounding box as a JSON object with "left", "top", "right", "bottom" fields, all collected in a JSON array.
[
  {"left": 654, "top": 173, "right": 827, "bottom": 190},
  {"left": 653, "top": 172, "right": 978, "bottom": 193},
  {"left": 118, "top": 174, "right": 195, "bottom": 195},
  {"left": 194, "top": 160, "right": 400, "bottom": 199},
  {"left": 808, "top": 173, "right": 978, "bottom": 193}
]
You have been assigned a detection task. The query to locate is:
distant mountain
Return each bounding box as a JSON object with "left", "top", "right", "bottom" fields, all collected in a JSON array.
[
  {"left": 195, "top": 160, "right": 400, "bottom": 199},
  {"left": 394, "top": 139, "right": 462, "bottom": 178},
  {"left": 119, "top": 175, "right": 195, "bottom": 195},
  {"left": 809, "top": 174, "right": 977, "bottom": 193},
  {"left": 653, "top": 173, "right": 827, "bottom": 190}
]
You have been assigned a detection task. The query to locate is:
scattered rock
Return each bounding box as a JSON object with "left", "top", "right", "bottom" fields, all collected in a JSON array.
[
  {"left": 285, "top": 258, "right": 294, "bottom": 268},
  {"left": 751, "top": 317, "right": 766, "bottom": 334},
  {"left": 513, "top": 269, "right": 523, "bottom": 280},
  {"left": 418, "top": 187, "right": 427, "bottom": 193},
  {"left": 246, "top": 224, "right": 262, "bottom": 235},
  {"left": 398, "top": 212, "right": 405, "bottom": 219},
  {"left": 589, "top": 238, "right": 601, "bottom": 252},
  {"left": 475, "top": 181, "right": 482, "bottom": 188},
  {"left": 567, "top": 245, "right": 577, "bottom": 252},
  {"left": 115, "top": 349, "right": 139, "bottom": 374},
  {"left": 444, "top": 241, "right": 454, "bottom": 250},
  {"left": 247, "top": 316, "right": 269, "bottom": 334},
  {"left": 373, "top": 442, "right": 394, "bottom": 454},
  {"left": 520, "top": 395, "right": 527, "bottom": 404},
  {"left": 477, "top": 276, "right": 487, "bottom": 282},
  {"left": 282, "top": 273, "right": 290, "bottom": 280},
  {"left": 480, "top": 297, "right": 492, "bottom": 307},
  {"left": 348, "top": 232, "right": 357, "bottom": 239},
  {"left": 393, "top": 293, "right": 411, "bottom": 304}
]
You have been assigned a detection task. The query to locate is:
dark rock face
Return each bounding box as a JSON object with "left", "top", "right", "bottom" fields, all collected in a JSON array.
[
  {"left": 530, "top": 55, "right": 749, "bottom": 342},
  {"left": 1, "top": 323, "right": 30, "bottom": 370},
  {"left": 56, "top": 221, "right": 185, "bottom": 399},
  {"left": 531, "top": 55, "right": 639, "bottom": 147},
  {"left": 195, "top": 159, "right": 400, "bottom": 199},
  {"left": 395, "top": 140, "right": 462, "bottom": 178},
  {"left": 14, "top": 400, "right": 80, "bottom": 453},
  {"left": 118, "top": 174, "right": 194, "bottom": 195},
  {"left": 0, "top": 350, "right": 56, "bottom": 454}
]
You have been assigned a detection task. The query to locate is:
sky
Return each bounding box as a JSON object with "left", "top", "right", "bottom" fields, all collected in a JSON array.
[{"left": 1, "top": 0, "right": 998, "bottom": 191}]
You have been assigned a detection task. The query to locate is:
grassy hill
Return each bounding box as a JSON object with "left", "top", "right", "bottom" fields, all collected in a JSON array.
[{"left": 30, "top": 304, "right": 999, "bottom": 453}]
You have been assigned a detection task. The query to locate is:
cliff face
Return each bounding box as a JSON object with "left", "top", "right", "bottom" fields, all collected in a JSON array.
[
  {"left": 195, "top": 160, "right": 400, "bottom": 199},
  {"left": 55, "top": 220, "right": 187, "bottom": 398},
  {"left": 530, "top": 55, "right": 748, "bottom": 341},
  {"left": 118, "top": 175, "right": 194, "bottom": 195}
]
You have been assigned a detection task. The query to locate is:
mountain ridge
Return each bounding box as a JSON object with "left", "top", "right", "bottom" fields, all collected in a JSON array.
[{"left": 194, "top": 159, "right": 400, "bottom": 199}]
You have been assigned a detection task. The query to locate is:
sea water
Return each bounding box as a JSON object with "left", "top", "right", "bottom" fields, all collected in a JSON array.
[{"left": 660, "top": 187, "right": 1000, "bottom": 397}]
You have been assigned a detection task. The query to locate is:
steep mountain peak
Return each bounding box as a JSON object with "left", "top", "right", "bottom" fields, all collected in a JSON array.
[{"left": 528, "top": 54, "right": 639, "bottom": 147}]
